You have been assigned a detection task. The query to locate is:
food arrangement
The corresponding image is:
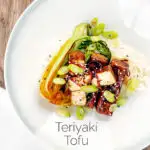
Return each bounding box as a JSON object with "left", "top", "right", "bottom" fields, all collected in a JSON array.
[{"left": 40, "top": 18, "right": 142, "bottom": 119}]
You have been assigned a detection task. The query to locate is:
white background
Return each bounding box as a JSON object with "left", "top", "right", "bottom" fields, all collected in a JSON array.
[{"left": 1, "top": 0, "right": 150, "bottom": 150}]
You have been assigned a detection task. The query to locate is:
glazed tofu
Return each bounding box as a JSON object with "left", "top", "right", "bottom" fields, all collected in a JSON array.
[
  {"left": 92, "top": 78, "right": 98, "bottom": 86},
  {"left": 97, "top": 66, "right": 116, "bottom": 86},
  {"left": 71, "top": 91, "right": 86, "bottom": 106},
  {"left": 84, "top": 74, "right": 92, "bottom": 84},
  {"left": 91, "top": 53, "right": 108, "bottom": 64},
  {"left": 69, "top": 51, "right": 85, "bottom": 65},
  {"left": 68, "top": 80, "right": 81, "bottom": 91}
]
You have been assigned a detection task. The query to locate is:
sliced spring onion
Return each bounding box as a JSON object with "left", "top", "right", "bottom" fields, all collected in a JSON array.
[
  {"left": 81, "top": 85, "right": 98, "bottom": 93},
  {"left": 102, "top": 31, "right": 118, "bottom": 39},
  {"left": 127, "top": 78, "right": 140, "bottom": 92},
  {"left": 116, "top": 96, "right": 126, "bottom": 107},
  {"left": 109, "top": 104, "right": 117, "bottom": 112},
  {"left": 68, "top": 64, "right": 84, "bottom": 74},
  {"left": 91, "top": 17, "right": 98, "bottom": 27},
  {"left": 76, "top": 106, "right": 85, "bottom": 120},
  {"left": 53, "top": 78, "right": 66, "bottom": 85},
  {"left": 56, "top": 107, "right": 71, "bottom": 117},
  {"left": 57, "top": 66, "right": 69, "bottom": 75},
  {"left": 91, "top": 23, "right": 105, "bottom": 36},
  {"left": 104, "top": 90, "right": 115, "bottom": 103}
]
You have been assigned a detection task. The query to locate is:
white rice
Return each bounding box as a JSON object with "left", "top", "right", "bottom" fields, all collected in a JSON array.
[{"left": 101, "top": 37, "right": 150, "bottom": 89}]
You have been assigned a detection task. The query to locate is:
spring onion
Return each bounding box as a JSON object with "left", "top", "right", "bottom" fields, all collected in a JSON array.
[
  {"left": 91, "top": 17, "right": 98, "bottom": 27},
  {"left": 57, "top": 66, "right": 69, "bottom": 75},
  {"left": 102, "top": 31, "right": 118, "bottom": 39},
  {"left": 109, "top": 104, "right": 117, "bottom": 112},
  {"left": 117, "top": 96, "right": 126, "bottom": 107},
  {"left": 81, "top": 85, "right": 98, "bottom": 93},
  {"left": 104, "top": 90, "right": 115, "bottom": 103},
  {"left": 56, "top": 107, "right": 71, "bottom": 117},
  {"left": 68, "top": 64, "right": 84, "bottom": 74},
  {"left": 127, "top": 78, "right": 140, "bottom": 92},
  {"left": 76, "top": 106, "right": 85, "bottom": 120},
  {"left": 91, "top": 23, "right": 105, "bottom": 36},
  {"left": 53, "top": 78, "right": 66, "bottom": 85}
]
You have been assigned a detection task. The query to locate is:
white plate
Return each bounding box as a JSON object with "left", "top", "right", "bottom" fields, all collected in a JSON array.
[{"left": 4, "top": 0, "right": 150, "bottom": 149}]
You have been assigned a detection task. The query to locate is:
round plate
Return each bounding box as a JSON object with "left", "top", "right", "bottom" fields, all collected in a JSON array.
[{"left": 4, "top": 0, "right": 150, "bottom": 149}]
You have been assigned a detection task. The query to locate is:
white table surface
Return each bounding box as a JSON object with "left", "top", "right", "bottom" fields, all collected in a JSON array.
[{"left": 1, "top": 0, "right": 150, "bottom": 150}]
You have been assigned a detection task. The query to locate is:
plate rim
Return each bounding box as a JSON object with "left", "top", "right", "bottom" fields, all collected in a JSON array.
[{"left": 4, "top": 0, "right": 43, "bottom": 133}]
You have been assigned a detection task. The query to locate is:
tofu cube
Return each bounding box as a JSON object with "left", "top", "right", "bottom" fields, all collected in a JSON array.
[
  {"left": 68, "top": 80, "right": 81, "bottom": 91},
  {"left": 71, "top": 91, "right": 86, "bottom": 106},
  {"left": 84, "top": 74, "right": 92, "bottom": 84},
  {"left": 97, "top": 66, "right": 116, "bottom": 86},
  {"left": 92, "top": 78, "right": 98, "bottom": 86}
]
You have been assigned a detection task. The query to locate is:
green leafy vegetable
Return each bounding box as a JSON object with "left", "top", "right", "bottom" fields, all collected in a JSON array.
[
  {"left": 96, "top": 41, "right": 111, "bottom": 60},
  {"left": 87, "top": 43, "right": 97, "bottom": 51},
  {"left": 85, "top": 51, "right": 93, "bottom": 62},
  {"left": 81, "top": 85, "right": 98, "bottom": 93},
  {"left": 68, "top": 64, "right": 84, "bottom": 74},
  {"left": 76, "top": 106, "right": 85, "bottom": 120},
  {"left": 57, "top": 66, "right": 69, "bottom": 75},
  {"left": 72, "top": 37, "right": 111, "bottom": 60},
  {"left": 102, "top": 31, "right": 118, "bottom": 39},
  {"left": 56, "top": 107, "right": 71, "bottom": 117},
  {"left": 78, "top": 40, "right": 92, "bottom": 50},
  {"left": 91, "top": 23, "right": 105, "bottom": 36},
  {"left": 71, "top": 36, "right": 91, "bottom": 51},
  {"left": 104, "top": 90, "right": 115, "bottom": 103},
  {"left": 53, "top": 78, "right": 66, "bottom": 85}
]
